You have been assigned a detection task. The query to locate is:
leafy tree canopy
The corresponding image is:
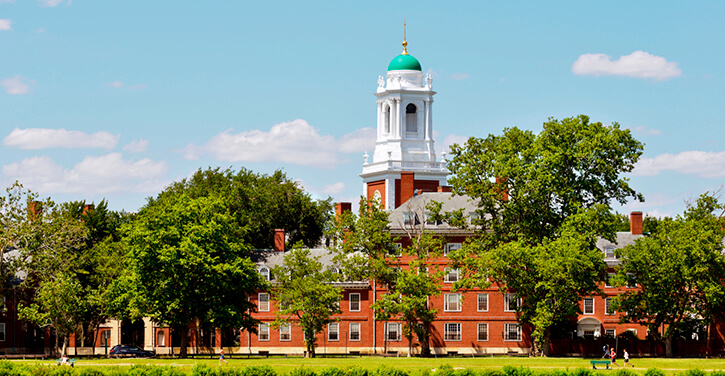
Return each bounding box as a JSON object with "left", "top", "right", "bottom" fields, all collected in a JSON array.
[{"left": 153, "top": 167, "right": 333, "bottom": 250}]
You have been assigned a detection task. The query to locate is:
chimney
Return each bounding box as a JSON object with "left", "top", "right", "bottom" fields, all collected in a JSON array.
[
  {"left": 83, "top": 204, "right": 94, "bottom": 215},
  {"left": 400, "top": 171, "right": 415, "bottom": 206},
  {"left": 630, "top": 211, "right": 643, "bottom": 235},
  {"left": 335, "top": 202, "right": 352, "bottom": 220},
  {"left": 27, "top": 201, "right": 42, "bottom": 221},
  {"left": 495, "top": 177, "right": 509, "bottom": 202},
  {"left": 437, "top": 185, "right": 452, "bottom": 193},
  {"left": 274, "top": 229, "right": 285, "bottom": 252}
]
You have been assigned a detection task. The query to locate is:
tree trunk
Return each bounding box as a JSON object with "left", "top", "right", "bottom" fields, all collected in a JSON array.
[
  {"left": 541, "top": 328, "right": 551, "bottom": 357},
  {"left": 420, "top": 326, "right": 431, "bottom": 357},
  {"left": 60, "top": 336, "right": 68, "bottom": 357},
  {"left": 178, "top": 326, "right": 189, "bottom": 358},
  {"left": 707, "top": 321, "right": 713, "bottom": 358},
  {"left": 665, "top": 330, "right": 674, "bottom": 357}
]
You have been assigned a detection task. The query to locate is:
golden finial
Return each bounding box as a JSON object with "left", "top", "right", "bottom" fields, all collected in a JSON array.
[{"left": 402, "top": 22, "right": 408, "bottom": 55}]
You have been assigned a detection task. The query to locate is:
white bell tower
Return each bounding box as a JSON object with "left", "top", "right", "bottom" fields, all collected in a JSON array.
[{"left": 361, "top": 28, "right": 449, "bottom": 210}]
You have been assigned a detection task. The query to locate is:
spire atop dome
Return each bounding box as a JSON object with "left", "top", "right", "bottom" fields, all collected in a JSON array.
[{"left": 402, "top": 22, "right": 408, "bottom": 55}]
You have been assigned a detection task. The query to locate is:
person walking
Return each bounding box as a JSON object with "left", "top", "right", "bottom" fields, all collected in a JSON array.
[
  {"left": 602, "top": 344, "right": 610, "bottom": 358},
  {"left": 624, "top": 349, "right": 634, "bottom": 368},
  {"left": 219, "top": 349, "right": 228, "bottom": 366}
]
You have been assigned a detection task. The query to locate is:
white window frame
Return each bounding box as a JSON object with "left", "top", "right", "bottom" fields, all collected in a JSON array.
[
  {"left": 385, "top": 322, "right": 401, "bottom": 341},
  {"left": 349, "top": 293, "right": 361, "bottom": 312},
  {"left": 504, "top": 323, "right": 522, "bottom": 341},
  {"left": 258, "top": 266, "right": 271, "bottom": 281},
  {"left": 349, "top": 323, "right": 361, "bottom": 341},
  {"left": 477, "top": 323, "right": 488, "bottom": 342},
  {"left": 328, "top": 322, "right": 339, "bottom": 341},
  {"left": 444, "top": 267, "right": 460, "bottom": 283},
  {"left": 604, "top": 246, "right": 617, "bottom": 260},
  {"left": 280, "top": 323, "right": 291, "bottom": 341},
  {"left": 504, "top": 293, "right": 520, "bottom": 312},
  {"left": 444, "top": 293, "right": 462, "bottom": 312},
  {"left": 627, "top": 328, "right": 638, "bottom": 336},
  {"left": 605, "top": 329, "right": 616, "bottom": 337},
  {"left": 426, "top": 212, "right": 442, "bottom": 226},
  {"left": 477, "top": 293, "right": 489, "bottom": 312},
  {"left": 444, "top": 323, "right": 461, "bottom": 341},
  {"left": 444, "top": 243, "right": 461, "bottom": 256},
  {"left": 605, "top": 297, "right": 615, "bottom": 315},
  {"left": 605, "top": 273, "right": 615, "bottom": 288},
  {"left": 258, "top": 293, "right": 270, "bottom": 312},
  {"left": 258, "top": 323, "right": 269, "bottom": 341},
  {"left": 155, "top": 330, "right": 164, "bottom": 347},
  {"left": 0, "top": 323, "right": 6, "bottom": 342},
  {"left": 583, "top": 297, "right": 595, "bottom": 315}
]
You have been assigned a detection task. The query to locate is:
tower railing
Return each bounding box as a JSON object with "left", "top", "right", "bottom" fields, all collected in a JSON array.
[{"left": 362, "top": 160, "right": 448, "bottom": 174}]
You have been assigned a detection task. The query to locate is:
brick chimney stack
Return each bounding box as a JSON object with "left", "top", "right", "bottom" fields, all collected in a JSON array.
[
  {"left": 335, "top": 202, "right": 352, "bottom": 220},
  {"left": 495, "top": 177, "right": 509, "bottom": 202},
  {"left": 630, "top": 211, "right": 643, "bottom": 235},
  {"left": 400, "top": 171, "right": 415, "bottom": 207},
  {"left": 274, "top": 229, "right": 285, "bottom": 252},
  {"left": 437, "top": 186, "right": 452, "bottom": 193}
]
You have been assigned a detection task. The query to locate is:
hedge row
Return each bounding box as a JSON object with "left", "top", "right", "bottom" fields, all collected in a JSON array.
[{"left": 0, "top": 363, "right": 722, "bottom": 376}]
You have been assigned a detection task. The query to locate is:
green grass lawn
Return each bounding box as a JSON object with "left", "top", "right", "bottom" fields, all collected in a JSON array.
[{"left": 11, "top": 356, "right": 725, "bottom": 375}]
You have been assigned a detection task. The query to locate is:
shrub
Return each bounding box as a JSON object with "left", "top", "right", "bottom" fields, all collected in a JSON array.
[
  {"left": 319, "top": 368, "right": 345, "bottom": 376},
  {"left": 571, "top": 368, "right": 593, "bottom": 376},
  {"left": 344, "top": 367, "right": 367, "bottom": 376},
  {"left": 643, "top": 369, "right": 665, "bottom": 376},
  {"left": 614, "top": 369, "right": 636, "bottom": 376},
  {"left": 373, "top": 365, "right": 408, "bottom": 376},
  {"left": 684, "top": 370, "right": 706, "bottom": 376},
  {"left": 289, "top": 369, "right": 316, "bottom": 376},
  {"left": 243, "top": 366, "right": 277, "bottom": 376},
  {"left": 502, "top": 367, "right": 532, "bottom": 376},
  {"left": 480, "top": 370, "right": 505, "bottom": 376}
]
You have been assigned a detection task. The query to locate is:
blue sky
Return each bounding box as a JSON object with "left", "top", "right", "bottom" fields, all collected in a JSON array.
[{"left": 1, "top": 1, "right": 723, "bottom": 218}]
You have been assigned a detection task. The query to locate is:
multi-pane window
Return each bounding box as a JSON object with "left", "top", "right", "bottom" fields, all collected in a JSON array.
[
  {"left": 349, "top": 323, "right": 361, "bottom": 341},
  {"left": 258, "top": 323, "right": 269, "bottom": 341},
  {"left": 259, "top": 266, "right": 270, "bottom": 281},
  {"left": 444, "top": 323, "right": 461, "bottom": 341},
  {"left": 605, "top": 273, "right": 615, "bottom": 288},
  {"left": 504, "top": 323, "right": 522, "bottom": 341},
  {"left": 477, "top": 323, "right": 488, "bottom": 341},
  {"left": 0, "top": 323, "right": 5, "bottom": 342},
  {"left": 604, "top": 246, "right": 617, "bottom": 259},
  {"left": 583, "top": 297, "right": 594, "bottom": 315},
  {"left": 426, "top": 212, "right": 442, "bottom": 226},
  {"left": 627, "top": 274, "right": 637, "bottom": 288},
  {"left": 349, "top": 293, "right": 361, "bottom": 312},
  {"left": 386, "top": 323, "right": 402, "bottom": 341},
  {"left": 504, "top": 293, "right": 520, "bottom": 312},
  {"left": 444, "top": 243, "right": 461, "bottom": 256},
  {"left": 328, "top": 323, "right": 339, "bottom": 341},
  {"left": 280, "top": 324, "right": 291, "bottom": 341},
  {"left": 444, "top": 268, "right": 460, "bottom": 283},
  {"left": 258, "top": 293, "right": 270, "bottom": 312},
  {"left": 477, "top": 293, "right": 489, "bottom": 312},
  {"left": 605, "top": 298, "right": 615, "bottom": 315},
  {"left": 444, "top": 293, "right": 462, "bottom": 312},
  {"left": 605, "top": 329, "right": 616, "bottom": 337}
]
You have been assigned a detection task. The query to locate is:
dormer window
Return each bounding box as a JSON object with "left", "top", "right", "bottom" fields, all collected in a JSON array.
[
  {"left": 405, "top": 103, "right": 417, "bottom": 133},
  {"left": 259, "top": 266, "right": 270, "bottom": 281}
]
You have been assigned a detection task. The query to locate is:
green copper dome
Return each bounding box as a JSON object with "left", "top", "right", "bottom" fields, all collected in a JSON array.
[{"left": 388, "top": 54, "right": 422, "bottom": 71}]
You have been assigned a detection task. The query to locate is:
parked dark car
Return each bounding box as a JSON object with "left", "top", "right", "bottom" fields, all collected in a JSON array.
[{"left": 108, "top": 345, "right": 155, "bottom": 358}]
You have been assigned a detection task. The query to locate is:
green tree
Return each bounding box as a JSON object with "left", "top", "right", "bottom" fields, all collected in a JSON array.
[
  {"left": 0, "top": 182, "right": 87, "bottom": 356},
  {"left": 447, "top": 115, "right": 643, "bottom": 355},
  {"left": 157, "top": 167, "right": 333, "bottom": 250},
  {"left": 120, "top": 193, "right": 264, "bottom": 358},
  {"left": 272, "top": 247, "right": 342, "bottom": 358},
  {"left": 614, "top": 192, "right": 725, "bottom": 357}
]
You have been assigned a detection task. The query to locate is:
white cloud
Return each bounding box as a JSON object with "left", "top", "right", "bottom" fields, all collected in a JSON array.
[
  {"left": 441, "top": 134, "right": 469, "bottom": 154},
  {"left": 634, "top": 151, "right": 725, "bottom": 178},
  {"left": 630, "top": 125, "right": 663, "bottom": 136},
  {"left": 123, "top": 139, "right": 149, "bottom": 153},
  {"left": 107, "top": 81, "right": 147, "bottom": 90},
  {"left": 37, "top": 0, "right": 69, "bottom": 6},
  {"left": 321, "top": 182, "right": 346, "bottom": 195},
  {"left": 3, "top": 128, "right": 120, "bottom": 150},
  {"left": 2, "top": 153, "right": 168, "bottom": 194},
  {"left": 572, "top": 51, "right": 682, "bottom": 81},
  {"left": 185, "top": 119, "right": 340, "bottom": 168},
  {"left": 1, "top": 76, "right": 33, "bottom": 95},
  {"left": 0, "top": 19, "right": 12, "bottom": 31},
  {"left": 339, "top": 127, "right": 375, "bottom": 153},
  {"left": 450, "top": 73, "right": 470, "bottom": 80},
  {"left": 36, "top": 28, "right": 45, "bottom": 33}
]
